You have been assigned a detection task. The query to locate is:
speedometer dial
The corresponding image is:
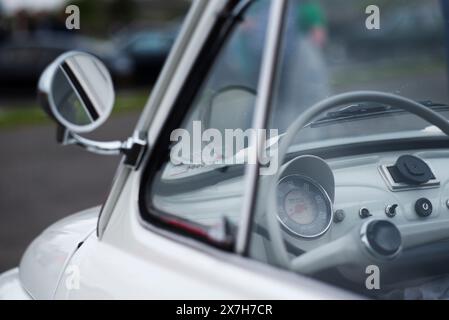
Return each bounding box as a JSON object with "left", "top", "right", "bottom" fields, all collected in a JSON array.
[{"left": 277, "top": 175, "right": 333, "bottom": 238}]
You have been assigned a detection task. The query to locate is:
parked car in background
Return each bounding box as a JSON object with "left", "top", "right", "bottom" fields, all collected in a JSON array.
[
  {"left": 0, "top": 31, "right": 133, "bottom": 89},
  {"left": 111, "top": 24, "right": 179, "bottom": 85},
  {"left": 0, "top": 25, "right": 178, "bottom": 92}
]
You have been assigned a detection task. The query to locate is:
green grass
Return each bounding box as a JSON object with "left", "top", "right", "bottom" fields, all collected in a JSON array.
[{"left": 0, "top": 89, "right": 150, "bottom": 130}]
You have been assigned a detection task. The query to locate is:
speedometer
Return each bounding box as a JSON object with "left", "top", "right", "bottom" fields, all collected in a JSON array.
[{"left": 277, "top": 175, "right": 333, "bottom": 238}]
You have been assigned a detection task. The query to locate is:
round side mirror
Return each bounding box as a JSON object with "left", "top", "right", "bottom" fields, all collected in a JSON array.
[{"left": 38, "top": 51, "right": 115, "bottom": 133}]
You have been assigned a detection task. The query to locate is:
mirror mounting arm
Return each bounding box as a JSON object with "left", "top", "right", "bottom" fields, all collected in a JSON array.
[{"left": 57, "top": 126, "right": 147, "bottom": 168}]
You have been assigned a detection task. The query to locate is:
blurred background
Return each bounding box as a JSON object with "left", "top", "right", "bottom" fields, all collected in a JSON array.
[{"left": 0, "top": 0, "right": 189, "bottom": 272}]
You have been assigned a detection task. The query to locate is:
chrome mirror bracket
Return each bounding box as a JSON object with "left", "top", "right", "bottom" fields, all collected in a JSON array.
[{"left": 56, "top": 126, "right": 147, "bottom": 168}]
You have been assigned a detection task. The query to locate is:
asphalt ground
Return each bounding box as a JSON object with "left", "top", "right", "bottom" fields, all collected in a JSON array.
[{"left": 0, "top": 112, "right": 140, "bottom": 272}]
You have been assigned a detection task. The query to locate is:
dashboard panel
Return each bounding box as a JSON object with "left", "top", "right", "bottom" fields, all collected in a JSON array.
[{"left": 282, "top": 149, "right": 449, "bottom": 255}]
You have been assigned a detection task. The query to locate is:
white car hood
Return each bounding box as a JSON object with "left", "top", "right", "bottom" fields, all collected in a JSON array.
[{"left": 19, "top": 206, "right": 99, "bottom": 299}]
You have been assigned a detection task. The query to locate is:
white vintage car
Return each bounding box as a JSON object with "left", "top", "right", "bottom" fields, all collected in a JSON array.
[{"left": 2, "top": 0, "right": 449, "bottom": 300}]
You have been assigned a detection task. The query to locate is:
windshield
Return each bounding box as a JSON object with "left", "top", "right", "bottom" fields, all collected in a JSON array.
[
  {"left": 269, "top": 0, "right": 449, "bottom": 147},
  {"left": 145, "top": 0, "right": 449, "bottom": 299},
  {"left": 248, "top": 0, "right": 449, "bottom": 300}
]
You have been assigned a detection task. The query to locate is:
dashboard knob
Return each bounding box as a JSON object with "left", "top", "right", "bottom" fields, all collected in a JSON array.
[
  {"left": 362, "top": 220, "right": 402, "bottom": 258},
  {"left": 385, "top": 204, "right": 398, "bottom": 218},
  {"left": 392, "top": 155, "right": 433, "bottom": 185},
  {"left": 334, "top": 209, "right": 345, "bottom": 223},
  {"left": 415, "top": 198, "right": 432, "bottom": 217},
  {"left": 359, "top": 207, "right": 372, "bottom": 219}
]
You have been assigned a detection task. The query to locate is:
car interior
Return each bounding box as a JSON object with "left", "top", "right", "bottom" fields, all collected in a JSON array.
[{"left": 145, "top": 0, "right": 449, "bottom": 299}]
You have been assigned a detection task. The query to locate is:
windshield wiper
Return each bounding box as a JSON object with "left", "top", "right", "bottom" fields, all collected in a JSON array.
[{"left": 309, "top": 100, "right": 449, "bottom": 127}]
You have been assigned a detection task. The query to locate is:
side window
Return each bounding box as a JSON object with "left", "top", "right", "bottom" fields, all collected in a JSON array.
[{"left": 142, "top": 1, "right": 268, "bottom": 245}]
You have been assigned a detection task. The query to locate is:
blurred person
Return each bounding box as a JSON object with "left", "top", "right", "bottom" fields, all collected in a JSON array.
[
  {"left": 34, "top": 11, "right": 74, "bottom": 34},
  {"left": 297, "top": 0, "right": 327, "bottom": 48},
  {"left": 275, "top": 0, "right": 331, "bottom": 131},
  {"left": 11, "top": 10, "right": 34, "bottom": 38},
  {"left": 0, "top": 3, "right": 7, "bottom": 42},
  {"left": 0, "top": 17, "right": 10, "bottom": 43}
]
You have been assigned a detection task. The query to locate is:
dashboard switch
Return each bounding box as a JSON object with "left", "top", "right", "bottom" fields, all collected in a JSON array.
[
  {"left": 415, "top": 198, "right": 432, "bottom": 217},
  {"left": 359, "top": 207, "right": 372, "bottom": 219},
  {"left": 385, "top": 204, "right": 398, "bottom": 218}
]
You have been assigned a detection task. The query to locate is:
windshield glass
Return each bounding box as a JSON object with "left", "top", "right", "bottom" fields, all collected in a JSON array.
[
  {"left": 248, "top": 0, "right": 449, "bottom": 300},
  {"left": 143, "top": 0, "right": 449, "bottom": 299},
  {"left": 270, "top": 0, "right": 449, "bottom": 147}
]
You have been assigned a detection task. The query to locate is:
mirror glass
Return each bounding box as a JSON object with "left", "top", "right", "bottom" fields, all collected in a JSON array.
[{"left": 40, "top": 51, "right": 115, "bottom": 133}]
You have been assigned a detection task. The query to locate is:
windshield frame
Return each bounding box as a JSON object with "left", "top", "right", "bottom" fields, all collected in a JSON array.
[
  {"left": 236, "top": 0, "right": 288, "bottom": 254},
  {"left": 137, "top": 0, "right": 261, "bottom": 252}
]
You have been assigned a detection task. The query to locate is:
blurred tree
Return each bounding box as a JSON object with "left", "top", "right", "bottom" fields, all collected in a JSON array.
[
  {"left": 63, "top": 0, "right": 186, "bottom": 37},
  {"left": 68, "top": 0, "right": 109, "bottom": 36},
  {"left": 109, "top": 0, "right": 136, "bottom": 25}
]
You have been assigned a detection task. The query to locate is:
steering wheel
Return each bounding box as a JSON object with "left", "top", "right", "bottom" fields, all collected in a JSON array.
[{"left": 265, "top": 91, "right": 449, "bottom": 273}]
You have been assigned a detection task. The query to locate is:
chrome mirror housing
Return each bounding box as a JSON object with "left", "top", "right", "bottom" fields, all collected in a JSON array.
[
  {"left": 38, "top": 51, "right": 114, "bottom": 133},
  {"left": 38, "top": 51, "right": 146, "bottom": 168}
]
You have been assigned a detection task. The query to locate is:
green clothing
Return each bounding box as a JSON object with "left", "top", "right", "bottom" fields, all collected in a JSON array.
[{"left": 297, "top": 2, "right": 325, "bottom": 32}]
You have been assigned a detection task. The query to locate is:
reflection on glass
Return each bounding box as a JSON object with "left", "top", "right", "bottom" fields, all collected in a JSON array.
[{"left": 52, "top": 67, "right": 92, "bottom": 126}]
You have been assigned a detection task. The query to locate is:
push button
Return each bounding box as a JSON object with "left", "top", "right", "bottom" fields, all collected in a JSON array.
[{"left": 415, "top": 198, "right": 432, "bottom": 217}]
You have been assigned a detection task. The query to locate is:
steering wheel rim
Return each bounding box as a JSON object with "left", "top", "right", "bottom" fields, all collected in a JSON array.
[{"left": 265, "top": 91, "right": 449, "bottom": 270}]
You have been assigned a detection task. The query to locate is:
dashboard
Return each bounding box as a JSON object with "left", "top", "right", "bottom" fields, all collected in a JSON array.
[
  {"left": 277, "top": 150, "right": 449, "bottom": 245},
  {"left": 154, "top": 143, "right": 449, "bottom": 286},
  {"left": 279, "top": 149, "right": 449, "bottom": 268}
]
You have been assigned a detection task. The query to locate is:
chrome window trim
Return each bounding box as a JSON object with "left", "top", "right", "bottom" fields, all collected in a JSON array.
[{"left": 236, "top": 0, "right": 288, "bottom": 254}]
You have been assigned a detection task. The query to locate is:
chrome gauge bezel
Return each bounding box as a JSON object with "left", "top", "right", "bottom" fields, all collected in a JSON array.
[{"left": 276, "top": 174, "right": 334, "bottom": 239}]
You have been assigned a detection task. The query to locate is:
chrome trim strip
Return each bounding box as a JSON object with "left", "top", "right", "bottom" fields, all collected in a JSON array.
[{"left": 236, "top": 0, "right": 288, "bottom": 254}]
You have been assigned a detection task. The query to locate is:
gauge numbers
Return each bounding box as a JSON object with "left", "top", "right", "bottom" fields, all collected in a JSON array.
[{"left": 277, "top": 175, "right": 333, "bottom": 238}]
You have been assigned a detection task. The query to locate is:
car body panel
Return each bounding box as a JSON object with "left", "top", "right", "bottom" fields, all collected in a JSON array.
[
  {"left": 0, "top": 269, "right": 32, "bottom": 300},
  {"left": 53, "top": 170, "right": 356, "bottom": 299},
  {"left": 18, "top": 207, "right": 98, "bottom": 299}
]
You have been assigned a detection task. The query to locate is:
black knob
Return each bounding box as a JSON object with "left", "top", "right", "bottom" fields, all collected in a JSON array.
[
  {"left": 365, "top": 220, "right": 402, "bottom": 257},
  {"left": 391, "top": 155, "right": 433, "bottom": 185},
  {"left": 415, "top": 198, "right": 432, "bottom": 217},
  {"left": 385, "top": 204, "right": 398, "bottom": 218}
]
